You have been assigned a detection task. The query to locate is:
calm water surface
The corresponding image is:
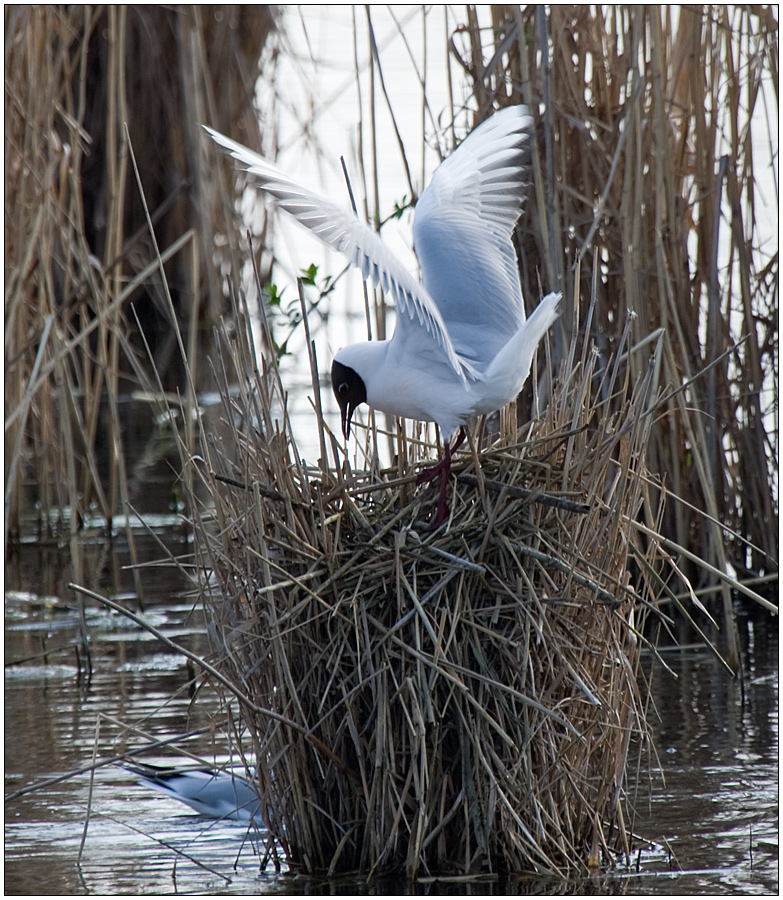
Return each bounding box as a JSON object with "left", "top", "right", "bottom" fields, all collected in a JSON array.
[{"left": 5, "top": 522, "right": 778, "bottom": 895}]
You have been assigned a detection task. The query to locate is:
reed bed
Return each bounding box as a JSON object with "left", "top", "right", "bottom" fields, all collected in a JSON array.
[
  {"left": 4, "top": 5, "right": 273, "bottom": 549},
  {"left": 464, "top": 6, "right": 779, "bottom": 666},
  {"left": 174, "top": 261, "right": 665, "bottom": 877},
  {"left": 6, "top": 3, "right": 777, "bottom": 879},
  {"left": 6, "top": 7, "right": 776, "bottom": 628}
]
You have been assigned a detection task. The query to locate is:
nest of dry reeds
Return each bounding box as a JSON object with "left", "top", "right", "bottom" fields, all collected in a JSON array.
[{"left": 186, "top": 283, "right": 666, "bottom": 879}]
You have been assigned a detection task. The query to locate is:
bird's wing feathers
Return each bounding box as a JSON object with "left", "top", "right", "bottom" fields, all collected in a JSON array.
[
  {"left": 412, "top": 106, "right": 534, "bottom": 365},
  {"left": 204, "top": 126, "right": 471, "bottom": 384},
  {"left": 125, "top": 762, "right": 260, "bottom": 820}
]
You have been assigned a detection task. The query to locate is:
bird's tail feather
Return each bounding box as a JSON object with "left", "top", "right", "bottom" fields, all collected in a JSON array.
[{"left": 484, "top": 291, "right": 561, "bottom": 386}]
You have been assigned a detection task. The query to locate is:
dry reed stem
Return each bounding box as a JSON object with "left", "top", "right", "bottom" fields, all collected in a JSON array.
[
  {"left": 5, "top": 5, "right": 274, "bottom": 543},
  {"left": 180, "top": 261, "right": 671, "bottom": 877}
]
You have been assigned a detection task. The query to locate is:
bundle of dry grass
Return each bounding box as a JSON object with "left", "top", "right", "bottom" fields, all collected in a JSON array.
[{"left": 183, "top": 274, "right": 668, "bottom": 878}]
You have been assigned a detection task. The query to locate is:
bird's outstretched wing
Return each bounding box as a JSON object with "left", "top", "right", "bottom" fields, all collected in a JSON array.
[
  {"left": 412, "top": 106, "right": 534, "bottom": 366},
  {"left": 204, "top": 126, "right": 471, "bottom": 384}
]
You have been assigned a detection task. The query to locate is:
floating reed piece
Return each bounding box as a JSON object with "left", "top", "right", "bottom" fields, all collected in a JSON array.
[{"left": 187, "top": 278, "right": 666, "bottom": 878}]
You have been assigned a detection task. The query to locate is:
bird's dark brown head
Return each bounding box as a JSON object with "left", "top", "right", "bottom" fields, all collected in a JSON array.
[{"left": 331, "top": 359, "right": 367, "bottom": 439}]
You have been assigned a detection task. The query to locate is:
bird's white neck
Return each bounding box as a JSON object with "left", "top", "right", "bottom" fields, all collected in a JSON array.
[{"left": 333, "top": 340, "right": 467, "bottom": 438}]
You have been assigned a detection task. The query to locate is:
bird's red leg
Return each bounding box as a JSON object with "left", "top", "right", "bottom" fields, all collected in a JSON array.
[
  {"left": 416, "top": 428, "right": 466, "bottom": 487},
  {"left": 416, "top": 428, "right": 466, "bottom": 528}
]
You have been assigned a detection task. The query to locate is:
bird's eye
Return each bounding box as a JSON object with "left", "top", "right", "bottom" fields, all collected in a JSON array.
[{"left": 338, "top": 382, "right": 348, "bottom": 396}]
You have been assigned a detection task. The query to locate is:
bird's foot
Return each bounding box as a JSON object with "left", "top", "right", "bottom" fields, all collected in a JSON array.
[
  {"left": 416, "top": 454, "right": 452, "bottom": 530},
  {"left": 428, "top": 478, "right": 451, "bottom": 530},
  {"left": 416, "top": 455, "right": 449, "bottom": 487}
]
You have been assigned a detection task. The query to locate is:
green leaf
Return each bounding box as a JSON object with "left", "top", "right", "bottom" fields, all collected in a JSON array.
[
  {"left": 264, "top": 283, "right": 283, "bottom": 307},
  {"left": 300, "top": 263, "right": 319, "bottom": 286},
  {"left": 273, "top": 337, "right": 291, "bottom": 359},
  {"left": 391, "top": 195, "right": 412, "bottom": 220}
]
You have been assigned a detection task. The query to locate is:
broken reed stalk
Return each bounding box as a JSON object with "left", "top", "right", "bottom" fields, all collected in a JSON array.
[{"left": 183, "top": 268, "right": 670, "bottom": 878}]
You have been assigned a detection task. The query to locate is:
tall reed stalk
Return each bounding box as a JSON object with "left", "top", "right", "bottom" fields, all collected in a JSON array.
[
  {"left": 483, "top": 6, "right": 777, "bottom": 666},
  {"left": 4, "top": 6, "right": 274, "bottom": 563}
]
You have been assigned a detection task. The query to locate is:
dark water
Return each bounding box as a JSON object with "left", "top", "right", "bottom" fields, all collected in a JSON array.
[{"left": 5, "top": 523, "right": 778, "bottom": 895}]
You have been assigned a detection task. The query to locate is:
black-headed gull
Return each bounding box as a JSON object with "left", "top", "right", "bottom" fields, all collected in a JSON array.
[
  {"left": 124, "top": 761, "right": 263, "bottom": 823},
  {"left": 205, "top": 106, "right": 561, "bottom": 525}
]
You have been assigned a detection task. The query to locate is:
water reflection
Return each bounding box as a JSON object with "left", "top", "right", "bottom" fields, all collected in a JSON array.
[
  {"left": 4, "top": 473, "right": 778, "bottom": 894},
  {"left": 627, "top": 610, "right": 779, "bottom": 894}
]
